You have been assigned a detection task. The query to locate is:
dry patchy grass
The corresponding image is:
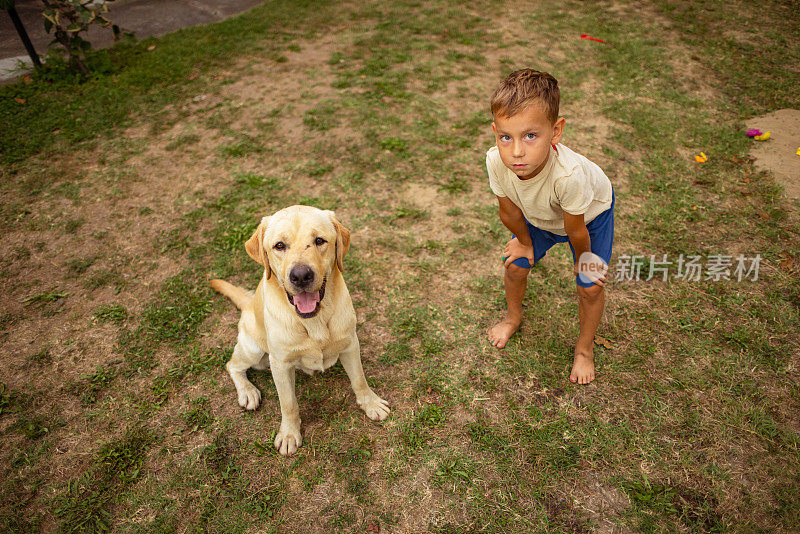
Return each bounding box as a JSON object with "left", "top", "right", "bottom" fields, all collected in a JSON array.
[{"left": 1, "top": 0, "right": 798, "bottom": 532}]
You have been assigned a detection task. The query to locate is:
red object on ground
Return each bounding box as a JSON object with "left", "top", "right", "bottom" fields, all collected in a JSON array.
[{"left": 580, "top": 34, "right": 606, "bottom": 43}]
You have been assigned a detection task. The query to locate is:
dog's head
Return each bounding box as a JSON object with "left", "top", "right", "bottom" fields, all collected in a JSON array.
[{"left": 245, "top": 205, "right": 350, "bottom": 319}]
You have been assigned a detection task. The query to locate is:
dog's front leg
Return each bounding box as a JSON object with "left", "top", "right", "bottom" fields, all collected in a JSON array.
[
  {"left": 339, "top": 336, "right": 390, "bottom": 421},
  {"left": 269, "top": 356, "right": 302, "bottom": 456},
  {"left": 226, "top": 338, "right": 263, "bottom": 410}
]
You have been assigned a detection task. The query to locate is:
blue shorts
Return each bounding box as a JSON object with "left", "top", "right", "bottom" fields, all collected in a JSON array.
[{"left": 511, "top": 192, "right": 615, "bottom": 287}]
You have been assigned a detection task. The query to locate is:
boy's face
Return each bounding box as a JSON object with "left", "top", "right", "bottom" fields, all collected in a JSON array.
[{"left": 492, "top": 104, "right": 565, "bottom": 180}]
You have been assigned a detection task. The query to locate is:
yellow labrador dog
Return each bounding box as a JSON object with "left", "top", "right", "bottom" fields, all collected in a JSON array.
[{"left": 210, "top": 205, "right": 389, "bottom": 455}]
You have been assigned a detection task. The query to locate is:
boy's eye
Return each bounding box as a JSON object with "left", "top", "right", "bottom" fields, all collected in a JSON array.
[
  {"left": 500, "top": 135, "right": 511, "bottom": 142},
  {"left": 314, "top": 237, "right": 326, "bottom": 246},
  {"left": 525, "top": 133, "right": 537, "bottom": 140}
]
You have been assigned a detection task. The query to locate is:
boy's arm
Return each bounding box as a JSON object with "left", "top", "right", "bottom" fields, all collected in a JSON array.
[
  {"left": 563, "top": 210, "right": 590, "bottom": 258},
  {"left": 498, "top": 196, "right": 535, "bottom": 267},
  {"left": 563, "top": 210, "right": 606, "bottom": 286}
]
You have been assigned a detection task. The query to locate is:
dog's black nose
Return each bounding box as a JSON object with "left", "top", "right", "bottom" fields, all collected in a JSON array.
[{"left": 289, "top": 265, "right": 315, "bottom": 287}]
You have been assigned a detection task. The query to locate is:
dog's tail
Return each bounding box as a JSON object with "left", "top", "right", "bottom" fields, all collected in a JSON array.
[{"left": 210, "top": 279, "right": 253, "bottom": 310}]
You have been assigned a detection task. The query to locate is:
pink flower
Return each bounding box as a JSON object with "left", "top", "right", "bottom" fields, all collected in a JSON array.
[{"left": 746, "top": 129, "right": 762, "bottom": 137}]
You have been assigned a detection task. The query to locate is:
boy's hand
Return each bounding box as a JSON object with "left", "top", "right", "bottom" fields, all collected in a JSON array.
[
  {"left": 574, "top": 252, "right": 608, "bottom": 287},
  {"left": 503, "top": 237, "right": 535, "bottom": 268},
  {"left": 573, "top": 263, "right": 607, "bottom": 286}
]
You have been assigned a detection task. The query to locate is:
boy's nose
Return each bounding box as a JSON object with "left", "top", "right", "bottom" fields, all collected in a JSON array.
[{"left": 512, "top": 140, "right": 524, "bottom": 157}]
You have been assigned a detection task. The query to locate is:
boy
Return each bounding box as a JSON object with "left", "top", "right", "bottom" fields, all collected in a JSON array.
[{"left": 485, "top": 69, "right": 614, "bottom": 385}]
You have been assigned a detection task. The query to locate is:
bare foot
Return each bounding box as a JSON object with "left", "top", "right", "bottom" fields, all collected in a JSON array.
[
  {"left": 570, "top": 346, "right": 595, "bottom": 385},
  {"left": 487, "top": 318, "right": 520, "bottom": 349}
]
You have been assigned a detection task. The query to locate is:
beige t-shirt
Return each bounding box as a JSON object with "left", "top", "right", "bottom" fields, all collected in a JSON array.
[{"left": 487, "top": 143, "right": 613, "bottom": 236}]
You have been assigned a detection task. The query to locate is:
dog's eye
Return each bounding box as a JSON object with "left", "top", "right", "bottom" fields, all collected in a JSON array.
[
  {"left": 314, "top": 237, "right": 327, "bottom": 246},
  {"left": 273, "top": 242, "right": 286, "bottom": 251}
]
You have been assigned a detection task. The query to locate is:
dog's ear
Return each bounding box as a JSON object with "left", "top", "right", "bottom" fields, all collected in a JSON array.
[
  {"left": 328, "top": 211, "right": 350, "bottom": 273},
  {"left": 245, "top": 217, "right": 272, "bottom": 279}
]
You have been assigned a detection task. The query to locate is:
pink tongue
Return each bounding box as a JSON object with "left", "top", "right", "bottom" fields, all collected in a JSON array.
[{"left": 293, "top": 291, "right": 320, "bottom": 314}]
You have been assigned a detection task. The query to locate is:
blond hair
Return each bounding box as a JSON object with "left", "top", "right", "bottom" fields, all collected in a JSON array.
[{"left": 490, "top": 69, "right": 560, "bottom": 123}]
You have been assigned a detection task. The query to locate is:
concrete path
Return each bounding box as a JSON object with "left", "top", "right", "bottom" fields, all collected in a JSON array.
[{"left": 0, "top": 0, "right": 264, "bottom": 81}]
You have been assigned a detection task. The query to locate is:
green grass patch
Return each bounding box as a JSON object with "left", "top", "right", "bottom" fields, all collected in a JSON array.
[
  {"left": 68, "top": 364, "right": 120, "bottom": 405},
  {"left": 621, "top": 478, "right": 724, "bottom": 532},
  {"left": 165, "top": 133, "right": 201, "bottom": 151},
  {"left": 92, "top": 304, "right": 128, "bottom": 325},
  {"left": 140, "top": 272, "right": 213, "bottom": 344},
  {"left": 183, "top": 396, "right": 214, "bottom": 432},
  {"left": 22, "top": 291, "right": 68, "bottom": 305},
  {"left": 217, "top": 134, "right": 266, "bottom": 158},
  {"left": 303, "top": 102, "right": 340, "bottom": 131},
  {"left": 54, "top": 426, "right": 156, "bottom": 533}
]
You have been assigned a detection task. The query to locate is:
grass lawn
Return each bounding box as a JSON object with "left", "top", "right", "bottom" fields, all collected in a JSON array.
[{"left": 1, "top": 0, "right": 799, "bottom": 532}]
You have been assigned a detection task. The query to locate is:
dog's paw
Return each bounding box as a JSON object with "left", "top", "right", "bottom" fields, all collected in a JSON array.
[
  {"left": 237, "top": 383, "right": 261, "bottom": 410},
  {"left": 358, "top": 392, "right": 390, "bottom": 421},
  {"left": 274, "top": 424, "right": 302, "bottom": 456}
]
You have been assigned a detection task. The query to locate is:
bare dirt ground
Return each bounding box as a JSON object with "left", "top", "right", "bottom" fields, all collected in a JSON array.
[{"left": 746, "top": 109, "right": 800, "bottom": 198}]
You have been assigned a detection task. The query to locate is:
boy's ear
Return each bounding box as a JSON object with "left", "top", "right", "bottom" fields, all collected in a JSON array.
[
  {"left": 551, "top": 117, "right": 566, "bottom": 145},
  {"left": 327, "top": 211, "right": 350, "bottom": 273},
  {"left": 245, "top": 216, "right": 272, "bottom": 279}
]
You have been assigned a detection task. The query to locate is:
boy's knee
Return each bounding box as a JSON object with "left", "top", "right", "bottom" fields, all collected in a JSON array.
[
  {"left": 577, "top": 283, "right": 604, "bottom": 300},
  {"left": 505, "top": 263, "right": 530, "bottom": 281}
]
